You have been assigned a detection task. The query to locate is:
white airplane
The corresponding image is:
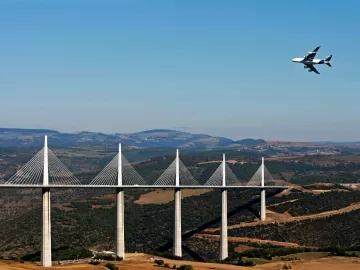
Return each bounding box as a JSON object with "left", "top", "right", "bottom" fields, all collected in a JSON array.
[{"left": 292, "top": 46, "right": 332, "bottom": 74}]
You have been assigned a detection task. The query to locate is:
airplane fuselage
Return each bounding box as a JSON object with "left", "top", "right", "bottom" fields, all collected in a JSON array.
[
  {"left": 292, "top": 46, "right": 332, "bottom": 74},
  {"left": 292, "top": 58, "right": 328, "bottom": 65}
]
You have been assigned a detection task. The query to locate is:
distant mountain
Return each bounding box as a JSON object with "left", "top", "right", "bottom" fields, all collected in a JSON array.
[
  {"left": 314, "top": 141, "right": 360, "bottom": 145},
  {"left": 0, "top": 128, "right": 265, "bottom": 149}
]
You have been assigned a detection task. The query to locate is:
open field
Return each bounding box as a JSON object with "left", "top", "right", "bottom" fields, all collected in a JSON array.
[
  {"left": 134, "top": 188, "right": 213, "bottom": 204},
  {"left": 193, "top": 233, "right": 305, "bottom": 247},
  {"left": 2, "top": 253, "right": 360, "bottom": 270}
]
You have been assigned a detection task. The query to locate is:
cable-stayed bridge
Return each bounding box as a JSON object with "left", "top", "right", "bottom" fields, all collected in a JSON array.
[{"left": 0, "top": 136, "right": 289, "bottom": 267}]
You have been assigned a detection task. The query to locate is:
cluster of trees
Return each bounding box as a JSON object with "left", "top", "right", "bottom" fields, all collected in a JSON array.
[
  {"left": 154, "top": 259, "right": 193, "bottom": 269},
  {"left": 20, "top": 246, "right": 92, "bottom": 262},
  {"left": 269, "top": 190, "right": 360, "bottom": 216},
  {"left": 228, "top": 208, "right": 360, "bottom": 248}
]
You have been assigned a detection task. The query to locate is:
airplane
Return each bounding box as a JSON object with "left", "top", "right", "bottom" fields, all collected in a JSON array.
[{"left": 292, "top": 46, "right": 332, "bottom": 74}]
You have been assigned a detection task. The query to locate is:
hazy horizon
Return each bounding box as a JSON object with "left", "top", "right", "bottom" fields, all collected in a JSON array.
[
  {"left": 1, "top": 0, "right": 359, "bottom": 142},
  {"left": 1, "top": 124, "right": 360, "bottom": 143}
]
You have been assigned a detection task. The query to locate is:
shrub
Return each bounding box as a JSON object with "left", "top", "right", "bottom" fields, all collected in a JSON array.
[
  {"left": 105, "top": 263, "right": 118, "bottom": 270},
  {"left": 155, "top": 259, "right": 164, "bottom": 266},
  {"left": 178, "top": 265, "right": 194, "bottom": 270},
  {"left": 89, "top": 260, "right": 100, "bottom": 265}
]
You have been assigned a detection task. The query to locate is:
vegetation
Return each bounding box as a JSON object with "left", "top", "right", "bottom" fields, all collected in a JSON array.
[
  {"left": 178, "top": 265, "right": 194, "bottom": 270},
  {"left": 105, "top": 263, "right": 119, "bottom": 270},
  {"left": 228, "top": 208, "right": 360, "bottom": 248},
  {"left": 238, "top": 247, "right": 315, "bottom": 260},
  {"left": 269, "top": 190, "right": 360, "bottom": 216},
  {"left": 19, "top": 247, "right": 92, "bottom": 262},
  {"left": 3, "top": 146, "right": 360, "bottom": 263}
]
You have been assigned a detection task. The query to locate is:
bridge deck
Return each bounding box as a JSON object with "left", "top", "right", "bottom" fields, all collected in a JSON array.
[{"left": 0, "top": 184, "right": 290, "bottom": 189}]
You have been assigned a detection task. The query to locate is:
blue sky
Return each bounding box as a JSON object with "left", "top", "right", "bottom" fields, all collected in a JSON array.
[{"left": 0, "top": 0, "right": 359, "bottom": 141}]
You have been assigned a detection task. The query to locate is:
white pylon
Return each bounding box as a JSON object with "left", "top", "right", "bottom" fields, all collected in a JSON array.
[
  {"left": 41, "top": 135, "right": 52, "bottom": 267},
  {"left": 260, "top": 157, "right": 266, "bottom": 221},
  {"left": 220, "top": 153, "right": 228, "bottom": 260},
  {"left": 43, "top": 136, "right": 49, "bottom": 186},
  {"left": 118, "top": 143, "right": 123, "bottom": 186},
  {"left": 116, "top": 143, "right": 125, "bottom": 260},
  {"left": 174, "top": 149, "right": 182, "bottom": 257}
]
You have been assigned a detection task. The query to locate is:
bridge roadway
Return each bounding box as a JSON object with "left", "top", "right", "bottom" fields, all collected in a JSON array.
[{"left": 0, "top": 184, "right": 290, "bottom": 189}]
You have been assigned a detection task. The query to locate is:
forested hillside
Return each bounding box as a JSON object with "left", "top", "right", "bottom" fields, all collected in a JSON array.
[{"left": 2, "top": 146, "right": 360, "bottom": 262}]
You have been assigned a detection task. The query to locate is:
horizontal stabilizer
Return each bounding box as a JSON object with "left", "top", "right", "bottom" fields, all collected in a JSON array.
[
  {"left": 325, "top": 55, "right": 332, "bottom": 61},
  {"left": 326, "top": 63, "right": 332, "bottom": 67}
]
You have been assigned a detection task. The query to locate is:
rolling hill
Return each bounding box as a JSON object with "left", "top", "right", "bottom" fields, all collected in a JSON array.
[{"left": 0, "top": 128, "right": 265, "bottom": 149}]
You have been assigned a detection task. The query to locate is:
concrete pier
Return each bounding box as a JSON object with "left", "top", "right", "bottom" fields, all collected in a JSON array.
[
  {"left": 173, "top": 149, "right": 182, "bottom": 257},
  {"left": 116, "top": 188, "right": 125, "bottom": 259},
  {"left": 220, "top": 154, "right": 228, "bottom": 260},
  {"left": 220, "top": 188, "right": 228, "bottom": 260},
  {"left": 116, "top": 144, "right": 125, "bottom": 259},
  {"left": 260, "top": 189, "right": 266, "bottom": 220},
  {"left": 260, "top": 157, "right": 266, "bottom": 221},
  {"left": 174, "top": 187, "right": 182, "bottom": 257},
  {"left": 41, "top": 188, "right": 51, "bottom": 267},
  {"left": 41, "top": 136, "right": 52, "bottom": 267}
]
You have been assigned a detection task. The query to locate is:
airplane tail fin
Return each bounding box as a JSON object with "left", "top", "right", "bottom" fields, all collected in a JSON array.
[{"left": 325, "top": 55, "right": 332, "bottom": 67}]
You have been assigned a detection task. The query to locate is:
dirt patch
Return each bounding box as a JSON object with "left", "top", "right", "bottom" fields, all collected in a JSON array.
[
  {"left": 257, "top": 256, "right": 360, "bottom": 270},
  {"left": 134, "top": 189, "right": 213, "bottom": 204},
  {"left": 91, "top": 204, "right": 115, "bottom": 209},
  {"left": 93, "top": 194, "right": 116, "bottom": 200},
  {"left": 198, "top": 160, "right": 238, "bottom": 164},
  {"left": 234, "top": 244, "right": 256, "bottom": 253},
  {"left": 305, "top": 183, "right": 335, "bottom": 187},
  {"left": 194, "top": 234, "right": 304, "bottom": 248},
  {"left": 206, "top": 202, "right": 360, "bottom": 232},
  {"left": 0, "top": 254, "right": 256, "bottom": 270},
  {"left": 2, "top": 254, "right": 360, "bottom": 270},
  {"left": 310, "top": 189, "right": 334, "bottom": 194},
  {"left": 269, "top": 199, "right": 300, "bottom": 207},
  {"left": 266, "top": 209, "right": 293, "bottom": 221},
  {"left": 53, "top": 203, "right": 74, "bottom": 212}
]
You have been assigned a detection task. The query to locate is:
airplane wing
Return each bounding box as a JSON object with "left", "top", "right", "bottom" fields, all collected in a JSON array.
[
  {"left": 305, "top": 64, "right": 320, "bottom": 74},
  {"left": 303, "top": 46, "right": 321, "bottom": 61}
]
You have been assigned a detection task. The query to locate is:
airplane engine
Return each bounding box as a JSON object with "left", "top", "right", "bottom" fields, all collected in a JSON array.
[{"left": 308, "top": 69, "right": 312, "bottom": 72}]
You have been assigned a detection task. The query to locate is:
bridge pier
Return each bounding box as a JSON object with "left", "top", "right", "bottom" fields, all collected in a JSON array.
[
  {"left": 260, "top": 189, "right": 266, "bottom": 220},
  {"left": 260, "top": 157, "right": 266, "bottom": 221},
  {"left": 116, "top": 188, "right": 125, "bottom": 259},
  {"left": 220, "top": 188, "right": 228, "bottom": 260},
  {"left": 220, "top": 154, "right": 228, "bottom": 260},
  {"left": 41, "top": 188, "right": 51, "bottom": 267},
  {"left": 174, "top": 187, "right": 182, "bottom": 257},
  {"left": 173, "top": 149, "right": 182, "bottom": 257},
  {"left": 116, "top": 144, "right": 125, "bottom": 260},
  {"left": 41, "top": 136, "right": 52, "bottom": 267}
]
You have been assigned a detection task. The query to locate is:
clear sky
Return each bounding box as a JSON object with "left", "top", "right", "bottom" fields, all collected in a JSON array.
[{"left": 0, "top": 0, "right": 359, "bottom": 141}]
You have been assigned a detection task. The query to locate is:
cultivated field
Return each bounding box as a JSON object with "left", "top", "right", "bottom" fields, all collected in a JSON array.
[
  {"left": 2, "top": 253, "right": 360, "bottom": 270},
  {"left": 134, "top": 188, "right": 213, "bottom": 204}
]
